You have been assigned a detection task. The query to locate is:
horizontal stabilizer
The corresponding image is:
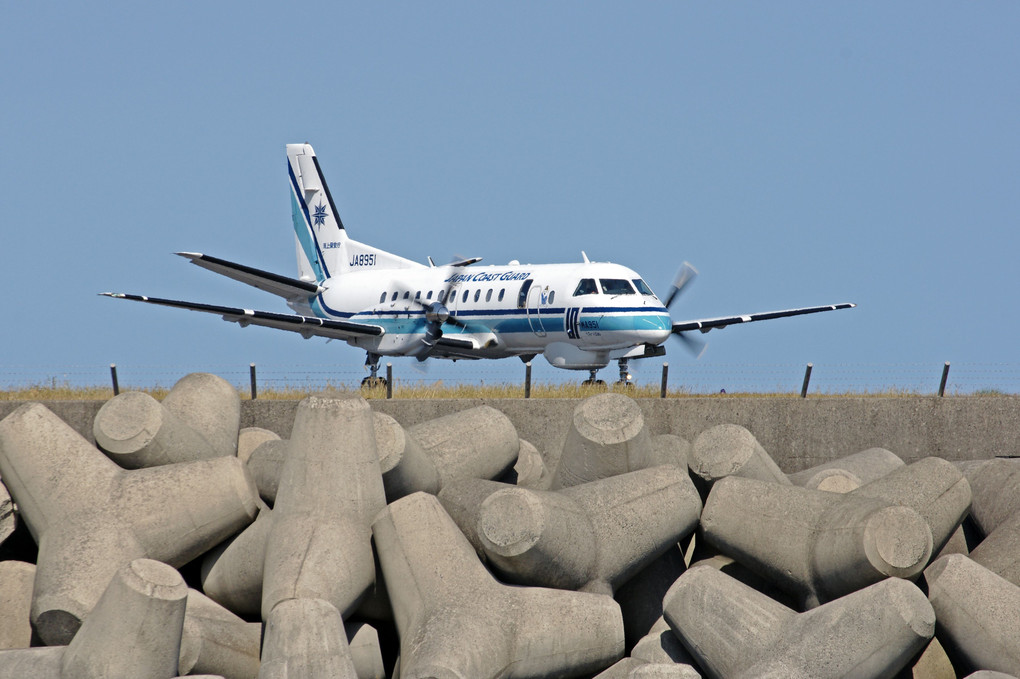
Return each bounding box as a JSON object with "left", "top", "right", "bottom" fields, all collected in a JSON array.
[
  {"left": 101, "top": 293, "right": 383, "bottom": 341},
  {"left": 672, "top": 302, "right": 856, "bottom": 335},
  {"left": 176, "top": 252, "right": 323, "bottom": 301}
]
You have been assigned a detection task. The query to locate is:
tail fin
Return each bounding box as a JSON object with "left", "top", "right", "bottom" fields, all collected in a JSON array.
[
  {"left": 287, "top": 143, "right": 424, "bottom": 282},
  {"left": 288, "top": 143, "right": 346, "bottom": 283}
]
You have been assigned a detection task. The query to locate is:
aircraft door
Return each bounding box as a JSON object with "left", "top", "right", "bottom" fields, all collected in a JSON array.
[{"left": 521, "top": 279, "right": 548, "bottom": 337}]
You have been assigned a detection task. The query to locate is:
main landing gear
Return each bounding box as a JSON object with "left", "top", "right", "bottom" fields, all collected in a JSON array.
[
  {"left": 361, "top": 352, "right": 387, "bottom": 388},
  {"left": 581, "top": 359, "right": 634, "bottom": 388}
]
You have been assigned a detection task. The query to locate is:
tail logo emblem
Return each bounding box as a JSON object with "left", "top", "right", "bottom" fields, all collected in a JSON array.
[{"left": 313, "top": 203, "right": 329, "bottom": 226}]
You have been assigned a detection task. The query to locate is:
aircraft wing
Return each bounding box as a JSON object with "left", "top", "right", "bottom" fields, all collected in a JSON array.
[
  {"left": 176, "top": 252, "right": 324, "bottom": 302},
  {"left": 101, "top": 293, "right": 383, "bottom": 341},
  {"left": 672, "top": 302, "right": 856, "bottom": 335}
]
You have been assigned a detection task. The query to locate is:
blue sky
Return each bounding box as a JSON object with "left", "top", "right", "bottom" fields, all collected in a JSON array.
[{"left": 2, "top": 3, "right": 1018, "bottom": 393}]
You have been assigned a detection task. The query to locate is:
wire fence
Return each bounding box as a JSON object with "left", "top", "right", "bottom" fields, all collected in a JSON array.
[{"left": 2, "top": 361, "right": 1018, "bottom": 397}]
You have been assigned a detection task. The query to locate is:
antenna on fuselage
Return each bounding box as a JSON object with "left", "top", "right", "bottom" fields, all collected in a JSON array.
[{"left": 581, "top": 251, "right": 590, "bottom": 263}]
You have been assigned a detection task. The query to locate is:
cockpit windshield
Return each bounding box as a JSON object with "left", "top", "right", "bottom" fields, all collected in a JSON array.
[
  {"left": 632, "top": 279, "right": 655, "bottom": 296},
  {"left": 572, "top": 278, "right": 598, "bottom": 296},
  {"left": 599, "top": 279, "right": 636, "bottom": 295}
]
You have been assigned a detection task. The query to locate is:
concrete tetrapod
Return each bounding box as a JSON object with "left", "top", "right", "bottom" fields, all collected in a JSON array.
[
  {"left": 925, "top": 554, "right": 1020, "bottom": 675},
  {"left": 663, "top": 565, "right": 934, "bottom": 679},
  {"left": 93, "top": 391, "right": 219, "bottom": 467},
  {"left": 475, "top": 465, "right": 701, "bottom": 595},
  {"left": 237, "top": 427, "right": 280, "bottom": 465},
  {"left": 787, "top": 447, "right": 904, "bottom": 492},
  {"left": 259, "top": 597, "right": 357, "bottom": 679},
  {"left": 179, "top": 590, "right": 260, "bottom": 679},
  {"left": 689, "top": 424, "right": 789, "bottom": 491},
  {"left": 552, "top": 393, "right": 655, "bottom": 489},
  {"left": 160, "top": 372, "right": 242, "bottom": 458},
  {"left": 849, "top": 456, "right": 971, "bottom": 557},
  {"left": 700, "top": 475, "right": 933, "bottom": 608},
  {"left": 372, "top": 491, "right": 625, "bottom": 679},
  {"left": 261, "top": 394, "right": 387, "bottom": 621},
  {"left": 0, "top": 558, "right": 190, "bottom": 679},
  {"left": 373, "top": 411, "right": 441, "bottom": 501},
  {"left": 970, "top": 510, "right": 1020, "bottom": 586},
  {"left": 0, "top": 480, "right": 14, "bottom": 547},
  {"left": 0, "top": 403, "right": 260, "bottom": 646},
  {"left": 962, "top": 458, "right": 1020, "bottom": 537},
  {"left": 408, "top": 405, "right": 520, "bottom": 487},
  {"left": 0, "top": 561, "right": 34, "bottom": 650}
]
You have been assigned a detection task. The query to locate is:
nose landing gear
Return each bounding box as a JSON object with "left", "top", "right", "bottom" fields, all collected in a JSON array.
[{"left": 361, "top": 352, "right": 388, "bottom": 388}]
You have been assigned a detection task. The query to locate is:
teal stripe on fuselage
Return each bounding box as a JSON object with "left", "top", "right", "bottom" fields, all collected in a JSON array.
[{"left": 336, "top": 310, "right": 670, "bottom": 336}]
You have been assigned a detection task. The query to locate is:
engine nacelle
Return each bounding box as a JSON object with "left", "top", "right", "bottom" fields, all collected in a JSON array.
[{"left": 543, "top": 342, "right": 610, "bottom": 370}]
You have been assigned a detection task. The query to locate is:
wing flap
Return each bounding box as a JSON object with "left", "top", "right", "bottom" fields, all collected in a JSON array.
[
  {"left": 176, "top": 252, "right": 323, "bottom": 302},
  {"left": 672, "top": 303, "right": 855, "bottom": 335},
  {"left": 101, "top": 293, "right": 383, "bottom": 340}
]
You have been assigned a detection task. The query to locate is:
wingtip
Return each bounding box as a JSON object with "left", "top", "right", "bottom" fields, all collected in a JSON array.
[{"left": 175, "top": 251, "right": 203, "bottom": 259}]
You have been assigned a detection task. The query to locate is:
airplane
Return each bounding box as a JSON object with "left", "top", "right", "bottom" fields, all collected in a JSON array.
[{"left": 102, "top": 143, "right": 855, "bottom": 387}]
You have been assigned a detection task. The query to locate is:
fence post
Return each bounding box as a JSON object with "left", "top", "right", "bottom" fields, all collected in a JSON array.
[
  {"left": 938, "top": 361, "right": 950, "bottom": 397},
  {"left": 109, "top": 363, "right": 119, "bottom": 396},
  {"left": 524, "top": 361, "right": 532, "bottom": 399},
  {"left": 800, "top": 363, "right": 813, "bottom": 398},
  {"left": 660, "top": 362, "right": 669, "bottom": 398},
  {"left": 386, "top": 363, "right": 393, "bottom": 399},
  {"left": 249, "top": 363, "right": 257, "bottom": 400}
]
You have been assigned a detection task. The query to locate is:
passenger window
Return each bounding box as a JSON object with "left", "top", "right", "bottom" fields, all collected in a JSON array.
[
  {"left": 498, "top": 289, "right": 505, "bottom": 302},
  {"left": 573, "top": 278, "right": 598, "bottom": 296},
  {"left": 379, "top": 292, "right": 386, "bottom": 304},
  {"left": 474, "top": 289, "right": 481, "bottom": 302},
  {"left": 600, "top": 279, "right": 636, "bottom": 295},
  {"left": 438, "top": 290, "right": 446, "bottom": 303},
  {"left": 403, "top": 291, "right": 410, "bottom": 300},
  {"left": 391, "top": 292, "right": 398, "bottom": 302},
  {"left": 427, "top": 290, "right": 434, "bottom": 300},
  {"left": 462, "top": 290, "right": 469, "bottom": 303},
  {"left": 548, "top": 290, "right": 555, "bottom": 305},
  {"left": 485, "top": 289, "right": 492, "bottom": 302},
  {"left": 632, "top": 279, "right": 655, "bottom": 296},
  {"left": 415, "top": 291, "right": 421, "bottom": 300}
]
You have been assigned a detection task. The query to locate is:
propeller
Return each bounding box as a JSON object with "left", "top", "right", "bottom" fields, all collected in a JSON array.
[
  {"left": 406, "top": 277, "right": 468, "bottom": 362},
  {"left": 665, "top": 262, "right": 708, "bottom": 358}
]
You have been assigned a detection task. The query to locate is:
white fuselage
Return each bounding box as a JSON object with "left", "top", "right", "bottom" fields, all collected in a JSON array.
[{"left": 295, "top": 260, "right": 672, "bottom": 369}]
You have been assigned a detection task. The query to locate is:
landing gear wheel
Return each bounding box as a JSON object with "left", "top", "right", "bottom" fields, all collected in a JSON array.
[
  {"left": 582, "top": 378, "right": 607, "bottom": 388},
  {"left": 361, "top": 376, "right": 388, "bottom": 389}
]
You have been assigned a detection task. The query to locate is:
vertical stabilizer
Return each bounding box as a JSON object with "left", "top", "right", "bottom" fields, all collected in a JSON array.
[
  {"left": 288, "top": 143, "right": 347, "bottom": 283},
  {"left": 287, "top": 143, "right": 425, "bottom": 282}
]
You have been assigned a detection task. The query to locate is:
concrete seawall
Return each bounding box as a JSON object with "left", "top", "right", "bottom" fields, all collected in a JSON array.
[{"left": 4, "top": 397, "right": 1017, "bottom": 472}]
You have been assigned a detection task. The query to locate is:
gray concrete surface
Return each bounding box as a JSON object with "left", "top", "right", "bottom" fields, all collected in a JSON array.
[
  {"left": 180, "top": 589, "right": 260, "bottom": 679},
  {"left": 0, "top": 403, "right": 259, "bottom": 645},
  {"left": 0, "top": 561, "right": 34, "bottom": 650},
  {"left": 690, "top": 424, "right": 790, "bottom": 488},
  {"left": 787, "top": 447, "right": 904, "bottom": 491},
  {"left": 9, "top": 396, "right": 1018, "bottom": 472},
  {"left": 925, "top": 554, "right": 1020, "bottom": 675},
  {"left": 0, "top": 480, "right": 14, "bottom": 547},
  {"left": 479, "top": 465, "right": 701, "bottom": 594},
  {"left": 701, "top": 475, "right": 933, "bottom": 608},
  {"left": 237, "top": 427, "right": 279, "bottom": 465},
  {"left": 258, "top": 597, "right": 357, "bottom": 679},
  {"left": 61, "top": 558, "right": 189, "bottom": 679},
  {"left": 262, "top": 394, "right": 386, "bottom": 621},
  {"left": 93, "top": 391, "right": 219, "bottom": 467},
  {"left": 552, "top": 393, "right": 656, "bottom": 489},
  {"left": 664, "top": 565, "right": 934, "bottom": 679},
  {"left": 373, "top": 411, "right": 441, "bottom": 500},
  {"left": 161, "top": 372, "right": 241, "bottom": 458},
  {"left": 372, "top": 491, "right": 625, "bottom": 678},
  {"left": 408, "top": 404, "right": 520, "bottom": 486},
  {"left": 970, "top": 510, "right": 1020, "bottom": 586}
]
